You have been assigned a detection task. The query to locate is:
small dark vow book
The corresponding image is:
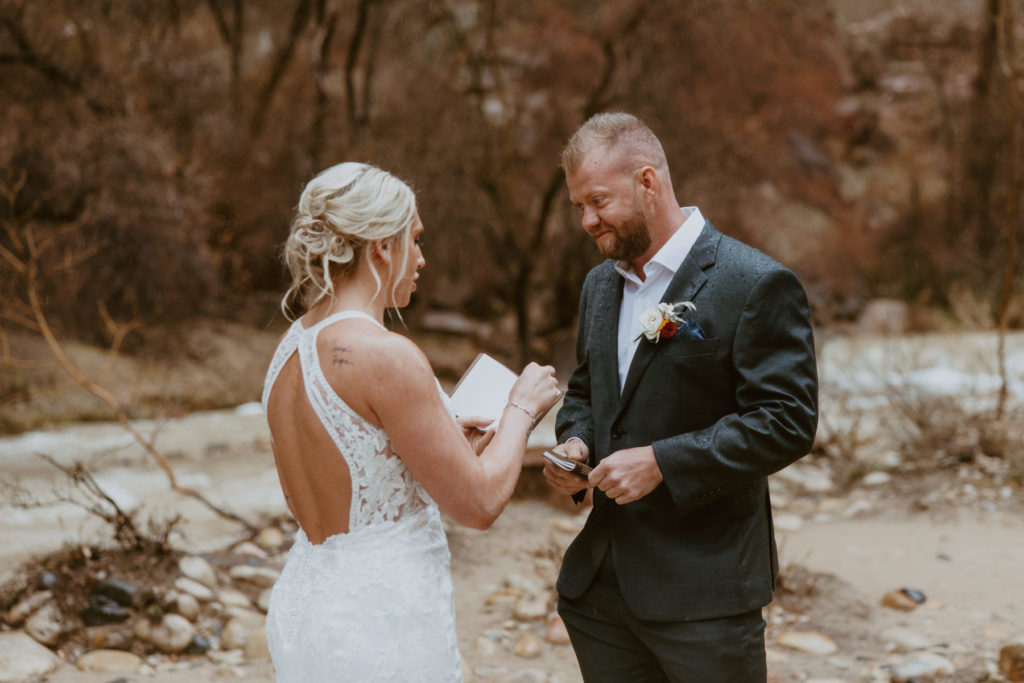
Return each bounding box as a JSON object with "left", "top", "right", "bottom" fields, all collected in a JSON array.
[{"left": 542, "top": 450, "right": 592, "bottom": 479}]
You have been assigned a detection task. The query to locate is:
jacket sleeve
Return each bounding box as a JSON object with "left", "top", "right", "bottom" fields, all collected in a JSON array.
[{"left": 652, "top": 267, "right": 819, "bottom": 516}]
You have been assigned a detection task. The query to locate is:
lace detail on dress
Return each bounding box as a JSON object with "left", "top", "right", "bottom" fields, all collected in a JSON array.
[{"left": 261, "top": 311, "right": 462, "bottom": 682}]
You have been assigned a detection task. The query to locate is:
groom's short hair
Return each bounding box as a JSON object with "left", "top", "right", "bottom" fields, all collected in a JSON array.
[{"left": 561, "top": 112, "right": 668, "bottom": 177}]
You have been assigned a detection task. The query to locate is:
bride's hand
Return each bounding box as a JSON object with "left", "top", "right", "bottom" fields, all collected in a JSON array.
[
  {"left": 508, "top": 363, "right": 561, "bottom": 424},
  {"left": 458, "top": 415, "right": 495, "bottom": 455}
]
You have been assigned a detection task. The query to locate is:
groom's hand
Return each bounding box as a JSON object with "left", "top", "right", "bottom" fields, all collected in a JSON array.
[
  {"left": 543, "top": 439, "right": 590, "bottom": 495},
  {"left": 589, "top": 446, "right": 663, "bottom": 505}
]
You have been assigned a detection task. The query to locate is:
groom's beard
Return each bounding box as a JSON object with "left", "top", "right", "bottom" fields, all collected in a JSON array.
[{"left": 598, "top": 206, "right": 651, "bottom": 262}]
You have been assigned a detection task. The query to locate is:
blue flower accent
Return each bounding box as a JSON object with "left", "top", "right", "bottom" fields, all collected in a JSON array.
[{"left": 681, "top": 316, "right": 706, "bottom": 341}]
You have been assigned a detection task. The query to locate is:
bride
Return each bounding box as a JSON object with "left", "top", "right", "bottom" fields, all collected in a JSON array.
[{"left": 261, "top": 162, "right": 561, "bottom": 681}]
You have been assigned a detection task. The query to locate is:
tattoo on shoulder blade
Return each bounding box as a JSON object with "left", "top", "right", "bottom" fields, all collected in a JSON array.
[{"left": 331, "top": 342, "right": 353, "bottom": 366}]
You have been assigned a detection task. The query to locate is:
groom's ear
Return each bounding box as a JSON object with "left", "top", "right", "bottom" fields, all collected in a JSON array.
[{"left": 637, "top": 166, "right": 659, "bottom": 199}]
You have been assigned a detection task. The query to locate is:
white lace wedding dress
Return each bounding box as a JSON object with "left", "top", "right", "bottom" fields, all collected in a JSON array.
[{"left": 261, "top": 311, "right": 462, "bottom": 682}]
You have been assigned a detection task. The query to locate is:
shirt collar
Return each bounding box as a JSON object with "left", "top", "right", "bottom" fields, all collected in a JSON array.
[{"left": 615, "top": 206, "right": 704, "bottom": 283}]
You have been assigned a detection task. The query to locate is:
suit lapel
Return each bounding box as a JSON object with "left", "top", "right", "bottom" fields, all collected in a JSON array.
[
  {"left": 614, "top": 221, "right": 720, "bottom": 423},
  {"left": 590, "top": 266, "right": 623, "bottom": 405}
]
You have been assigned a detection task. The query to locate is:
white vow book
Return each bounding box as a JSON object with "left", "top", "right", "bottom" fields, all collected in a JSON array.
[{"left": 449, "top": 353, "right": 517, "bottom": 429}]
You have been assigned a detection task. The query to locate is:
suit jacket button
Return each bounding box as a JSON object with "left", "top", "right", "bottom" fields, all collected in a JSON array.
[{"left": 610, "top": 427, "right": 623, "bottom": 439}]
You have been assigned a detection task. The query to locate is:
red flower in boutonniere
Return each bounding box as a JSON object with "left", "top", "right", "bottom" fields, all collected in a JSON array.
[{"left": 634, "top": 301, "right": 704, "bottom": 344}]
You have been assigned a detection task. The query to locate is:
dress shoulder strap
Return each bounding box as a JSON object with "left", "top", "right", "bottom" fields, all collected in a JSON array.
[
  {"left": 307, "top": 310, "right": 386, "bottom": 333},
  {"left": 262, "top": 320, "right": 304, "bottom": 410}
]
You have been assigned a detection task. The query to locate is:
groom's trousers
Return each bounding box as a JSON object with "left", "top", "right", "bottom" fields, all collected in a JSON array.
[{"left": 557, "top": 553, "right": 767, "bottom": 683}]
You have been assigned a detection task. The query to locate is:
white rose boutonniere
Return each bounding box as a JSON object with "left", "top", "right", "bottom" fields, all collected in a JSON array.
[{"left": 634, "top": 301, "right": 704, "bottom": 343}]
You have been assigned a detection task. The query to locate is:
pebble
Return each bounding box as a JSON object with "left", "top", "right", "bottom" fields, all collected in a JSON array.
[
  {"left": 3, "top": 590, "right": 53, "bottom": 626},
  {"left": 1001, "top": 643, "right": 1024, "bottom": 681},
  {"left": 881, "top": 590, "right": 920, "bottom": 611},
  {"left": 257, "top": 588, "right": 273, "bottom": 612},
  {"left": 486, "top": 589, "right": 522, "bottom": 607},
  {"left": 85, "top": 624, "right": 134, "bottom": 650},
  {"left": 880, "top": 626, "right": 930, "bottom": 652},
  {"left": 179, "top": 555, "right": 219, "bottom": 588},
  {"left": 228, "top": 564, "right": 280, "bottom": 588},
  {"left": 504, "top": 574, "right": 544, "bottom": 596},
  {"left": 843, "top": 498, "right": 874, "bottom": 518},
  {"left": 861, "top": 471, "right": 892, "bottom": 487},
  {"left": 513, "top": 633, "right": 543, "bottom": 659},
  {"left": 776, "top": 630, "right": 838, "bottom": 655},
  {"left": 551, "top": 518, "right": 584, "bottom": 534},
  {"left": 133, "top": 614, "right": 196, "bottom": 654},
  {"left": 25, "top": 601, "right": 63, "bottom": 646},
  {"left": 218, "top": 588, "right": 253, "bottom": 609},
  {"left": 82, "top": 594, "right": 130, "bottom": 625},
  {"left": 474, "top": 635, "right": 498, "bottom": 656},
  {"left": 774, "top": 463, "right": 834, "bottom": 493},
  {"left": 0, "top": 632, "right": 63, "bottom": 682},
  {"left": 174, "top": 576, "right": 216, "bottom": 602},
  {"left": 168, "top": 591, "right": 200, "bottom": 621},
  {"left": 76, "top": 649, "right": 144, "bottom": 673},
  {"left": 544, "top": 615, "right": 571, "bottom": 645},
  {"left": 773, "top": 514, "right": 804, "bottom": 531},
  {"left": 889, "top": 652, "right": 954, "bottom": 681},
  {"left": 255, "top": 527, "right": 285, "bottom": 549},
  {"left": 244, "top": 626, "right": 271, "bottom": 660},
  {"left": 514, "top": 595, "right": 550, "bottom": 621},
  {"left": 232, "top": 541, "right": 269, "bottom": 559},
  {"left": 94, "top": 578, "right": 137, "bottom": 606}
]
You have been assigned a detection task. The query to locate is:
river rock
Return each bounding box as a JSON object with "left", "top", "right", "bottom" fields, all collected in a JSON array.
[
  {"left": 0, "top": 632, "right": 63, "bottom": 682},
  {"left": 134, "top": 613, "right": 196, "bottom": 653},
  {"left": 545, "top": 615, "right": 571, "bottom": 645},
  {"left": 179, "top": 556, "right": 218, "bottom": 588},
  {"left": 1001, "top": 643, "right": 1024, "bottom": 681},
  {"left": 513, "top": 633, "right": 543, "bottom": 659},
  {"left": 514, "top": 595, "right": 549, "bottom": 621},
  {"left": 244, "top": 626, "right": 271, "bottom": 661},
  {"left": 257, "top": 588, "right": 273, "bottom": 613},
  {"left": 94, "top": 578, "right": 137, "bottom": 606},
  {"left": 474, "top": 635, "right": 498, "bottom": 656},
  {"left": 76, "top": 649, "right": 144, "bottom": 673},
  {"left": 167, "top": 591, "right": 200, "bottom": 621},
  {"left": 229, "top": 564, "right": 280, "bottom": 588},
  {"left": 486, "top": 588, "right": 522, "bottom": 607},
  {"left": 882, "top": 589, "right": 922, "bottom": 611},
  {"left": 174, "top": 576, "right": 216, "bottom": 602},
  {"left": 25, "top": 601, "right": 64, "bottom": 646},
  {"left": 774, "top": 463, "right": 833, "bottom": 493},
  {"left": 889, "top": 652, "right": 954, "bottom": 681},
  {"left": 861, "top": 471, "right": 892, "bottom": 487},
  {"left": 880, "top": 626, "right": 930, "bottom": 652},
  {"left": 232, "top": 541, "right": 269, "bottom": 559},
  {"left": 3, "top": 590, "right": 53, "bottom": 625},
  {"left": 219, "top": 588, "right": 253, "bottom": 609},
  {"left": 82, "top": 593, "right": 130, "bottom": 625},
  {"left": 255, "top": 527, "right": 285, "bottom": 549},
  {"left": 505, "top": 574, "right": 544, "bottom": 596},
  {"left": 221, "top": 613, "right": 267, "bottom": 651},
  {"left": 84, "top": 624, "right": 134, "bottom": 650},
  {"left": 776, "top": 631, "right": 838, "bottom": 655}
]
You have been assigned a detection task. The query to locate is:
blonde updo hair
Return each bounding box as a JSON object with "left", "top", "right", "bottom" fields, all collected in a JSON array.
[{"left": 281, "top": 162, "right": 417, "bottom": 318}]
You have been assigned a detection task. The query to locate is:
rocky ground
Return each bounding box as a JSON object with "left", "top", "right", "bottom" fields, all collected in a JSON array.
[{"left": 2, "top": 327, "right": 1024, "bottom": 682}]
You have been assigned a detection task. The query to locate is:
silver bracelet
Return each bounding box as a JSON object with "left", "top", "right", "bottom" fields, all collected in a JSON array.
[{"left": 507, "top": 400, "right": 538, "bottom": 425}]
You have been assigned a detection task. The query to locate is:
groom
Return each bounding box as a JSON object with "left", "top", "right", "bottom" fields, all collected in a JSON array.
[{"left": 544, "top": 112, "right": 819, "bottom": 681}]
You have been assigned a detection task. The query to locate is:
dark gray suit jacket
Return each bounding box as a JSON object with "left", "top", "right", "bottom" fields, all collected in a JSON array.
[{"left": 555, "top": 220, "right": 818, "bottom": 621}]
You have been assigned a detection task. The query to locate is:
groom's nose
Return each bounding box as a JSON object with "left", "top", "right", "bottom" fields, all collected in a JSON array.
[{"left": 581, "top": 206, "right": 600, "bottom": 232}]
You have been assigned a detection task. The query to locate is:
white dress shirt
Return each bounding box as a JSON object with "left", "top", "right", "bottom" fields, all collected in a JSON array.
[{"left": 615, "top": 206, "right": 705, "bottom": 390}]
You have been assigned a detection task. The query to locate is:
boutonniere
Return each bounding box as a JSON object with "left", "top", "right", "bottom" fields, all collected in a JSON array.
[{"left": 635, "top": 301, "right": 706, "bottom": 343}]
